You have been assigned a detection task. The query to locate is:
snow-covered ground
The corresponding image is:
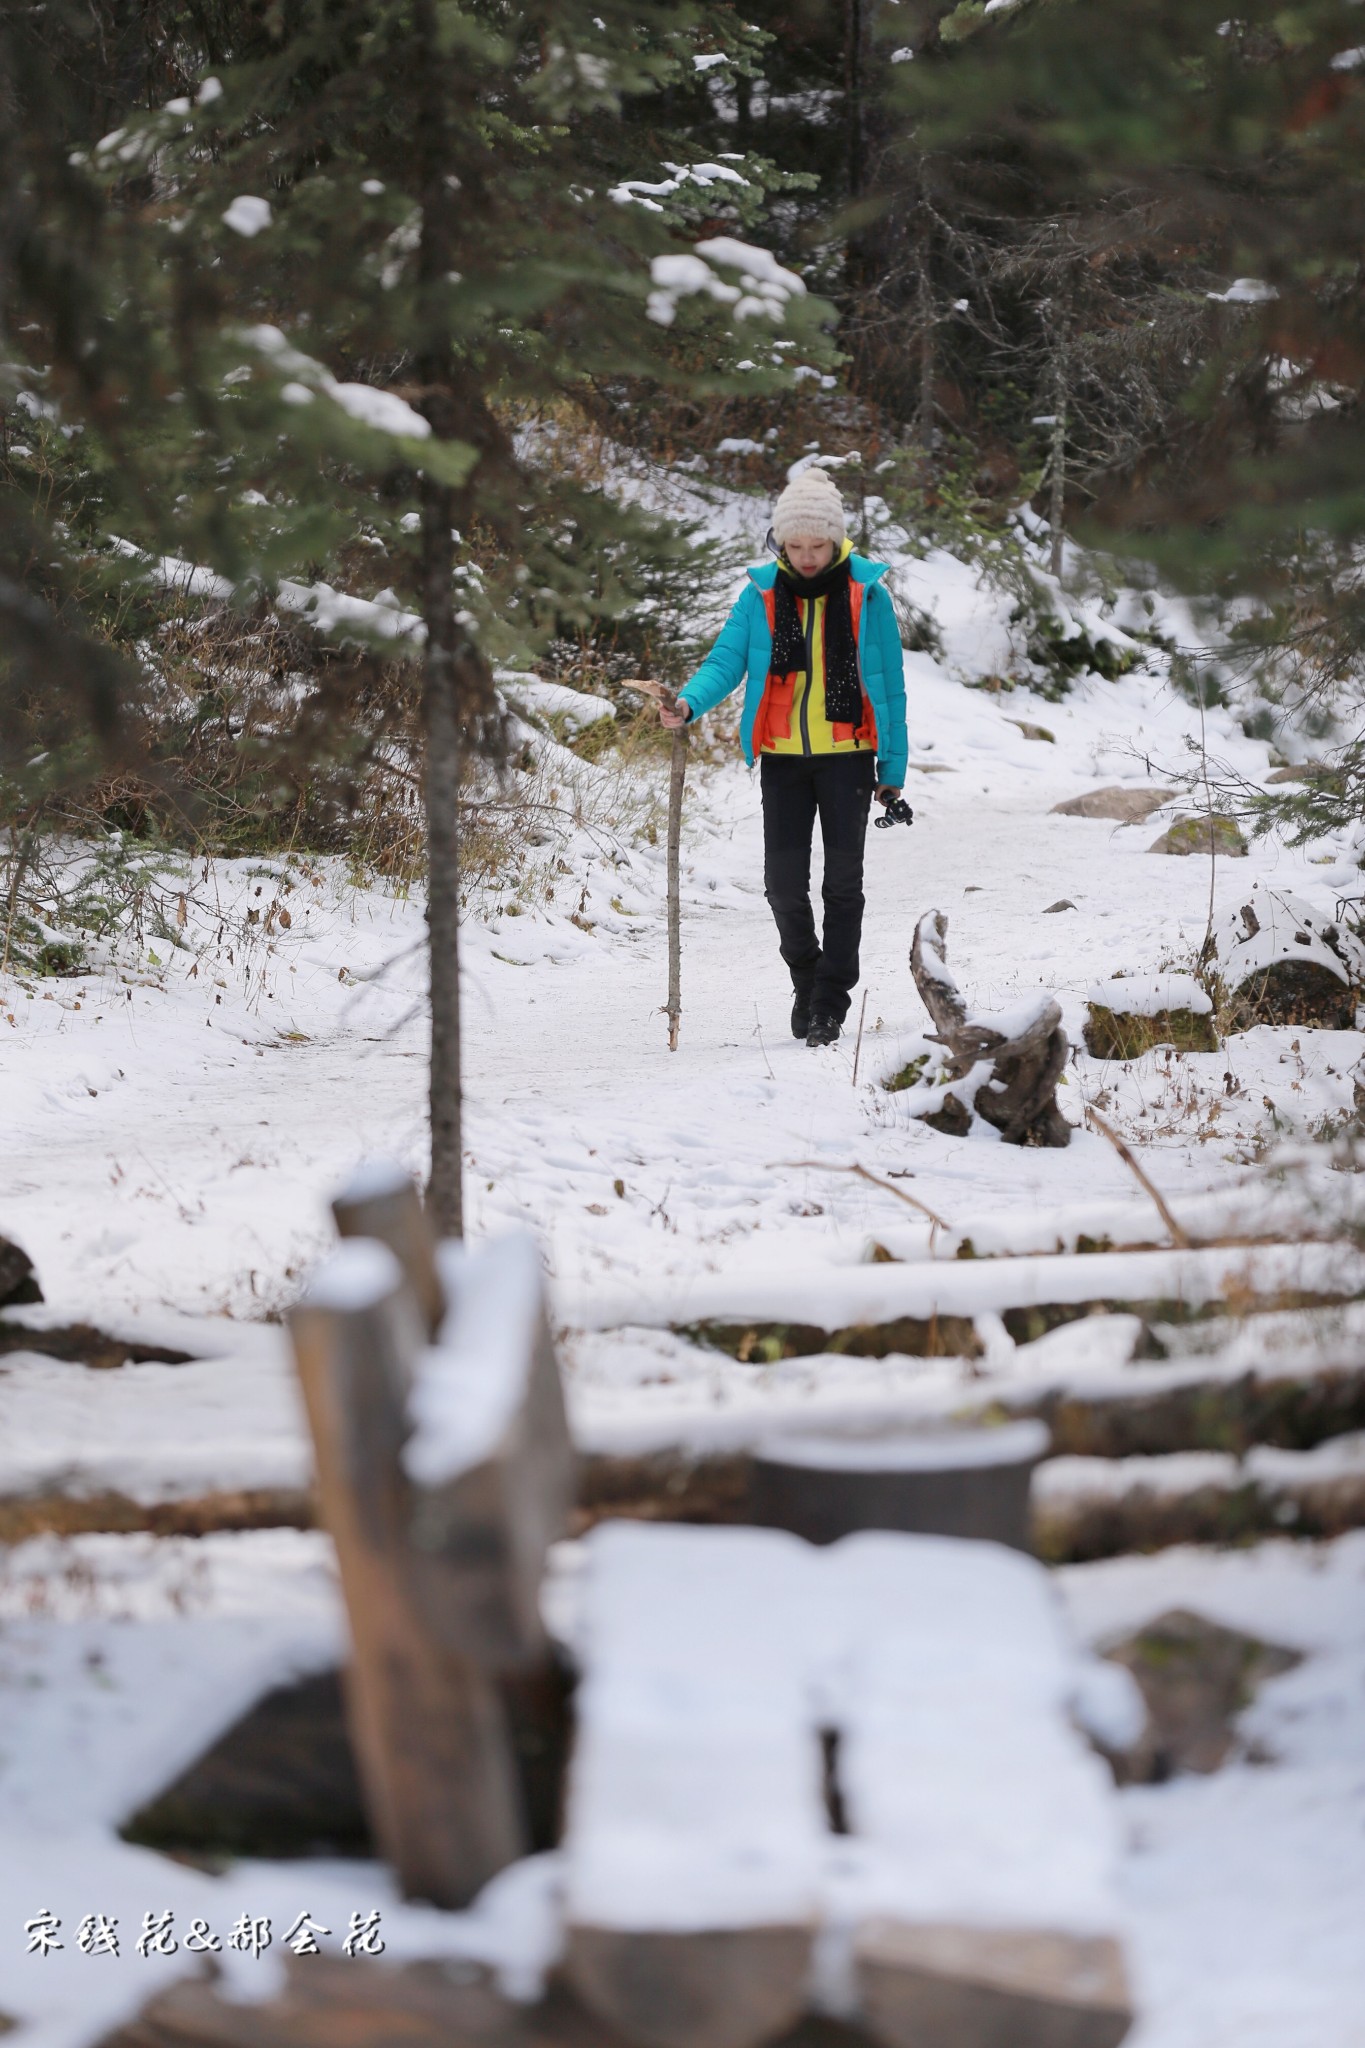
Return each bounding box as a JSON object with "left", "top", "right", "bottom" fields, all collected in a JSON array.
[
  {"left": 5, "top": 611, "right": 1362, "bottom": 1327},
  {"left": 5, "top": 518, "right": 1365, "bottom": 2048},
  {"left": 0, "top": 1526, "right": 1360, "bottom": 2047}
]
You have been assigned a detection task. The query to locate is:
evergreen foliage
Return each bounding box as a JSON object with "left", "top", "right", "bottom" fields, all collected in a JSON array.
[{"left": 887, "top": 0, "right": 1365, "bottom": 825}]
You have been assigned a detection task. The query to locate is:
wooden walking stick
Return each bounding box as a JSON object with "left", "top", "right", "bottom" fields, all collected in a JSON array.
[{"left": 626, "top": 680, "right": 688, "bottom": 1050}]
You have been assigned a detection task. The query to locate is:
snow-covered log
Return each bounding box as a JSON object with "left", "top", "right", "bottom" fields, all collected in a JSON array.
[{"left": 911, "top": 911, "right": 1071, "bottom": 1147}]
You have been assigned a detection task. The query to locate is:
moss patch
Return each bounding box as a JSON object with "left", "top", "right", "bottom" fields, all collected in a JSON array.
[
  {"left": 884, "top": 1052, "right": 930, "bottom": 1092},
  {"left": 682, "top": 1314, "right": 982, "bottom": 1362},
  {"left": 1149, "top": 814, "right": 1247, "bottom": 858},
  {"left": 1083, "top": 1003, "right": 1218, "bottom": 1059}
]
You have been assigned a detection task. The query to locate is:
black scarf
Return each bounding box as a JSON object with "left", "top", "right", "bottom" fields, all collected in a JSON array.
[{"left": 770, "top": 553, "right": 862, "bottom": 724}]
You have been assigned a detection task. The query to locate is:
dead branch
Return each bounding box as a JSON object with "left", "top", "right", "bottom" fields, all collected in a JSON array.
[
  {"left": 1084, "top": 1104, "right": 1192, "bottom": 1249},
  {"left": 772, "top": 1160, "right": 951, "bottom": 1236}
]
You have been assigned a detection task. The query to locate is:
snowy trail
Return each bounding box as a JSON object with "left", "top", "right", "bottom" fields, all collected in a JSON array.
[
  {"left": 4, "top": 645, "right": 1365, "bottom": 2048},
  {"left": 4, "top": 654, "right": 1361, "bottom": 1327}
]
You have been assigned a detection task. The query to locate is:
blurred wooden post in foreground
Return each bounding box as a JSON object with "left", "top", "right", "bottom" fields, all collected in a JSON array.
[
  {"left": 288, "top": 1179, "right": 575, "bottom": 1908},
  {"left": 333, "top": 1161, "right": 446, "bottom": 1337}
]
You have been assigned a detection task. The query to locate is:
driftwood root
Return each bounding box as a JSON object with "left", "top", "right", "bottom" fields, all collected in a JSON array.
[{"left": 910, "top": 912, "right": 1071, "bottom": 1147}]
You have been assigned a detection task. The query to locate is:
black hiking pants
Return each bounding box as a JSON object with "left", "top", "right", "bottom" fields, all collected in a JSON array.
[{"left": 761, "top": 750, "right": 876, "bottom": 1024}]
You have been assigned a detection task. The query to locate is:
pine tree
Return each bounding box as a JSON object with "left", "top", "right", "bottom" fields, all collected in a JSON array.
[
  {"left": 3, "top": 0, "right": 832, "bottom": 1228},
  {"left": 888, "top": 0, "right": 1365, "bottom": 830}
]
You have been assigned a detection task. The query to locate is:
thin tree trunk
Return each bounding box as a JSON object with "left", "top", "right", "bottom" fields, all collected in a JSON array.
[
  {"left": 845, "top": 0, "right": 865, "bottom": 206},
  {"left": 414, "top": 0, "right": 464, "bottom": 1237},
  {"left": 916, "top": 200, "right": 935, "bottom": 449},
  {"left": 421, "top": 478, "right": 463, "bottom": 1237},
  {"left": 1049, "top": 296, "right": 1069, "bottom": 580}
]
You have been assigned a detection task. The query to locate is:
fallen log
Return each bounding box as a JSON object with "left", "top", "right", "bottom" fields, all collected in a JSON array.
[
  {"left": 0, "top": 1316, "right": 192, "bottom": 1367},
  {"left": 0, "top": 1485, "right": 313, "bottom": 1543},
  {"left": 1032, "top": 1434, "right": 1365, "bottom": 1562},
  {"left": 832, "top": 1534, "right": 1133, "bottom": 2048},
  {"left": 1213, "top": 888, "right": 1365, "bottom": 1032},
  {"left": 1009, "top": 1358, "right": 1365, "bottom": 1459},
  {"left": 910, "top": 911, "right": 1071, "bottom": 1147}
]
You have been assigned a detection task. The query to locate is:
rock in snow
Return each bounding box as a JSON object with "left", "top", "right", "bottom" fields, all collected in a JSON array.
[{"left": 1052, "top": 786, "right": 1175, "bottom": 822}]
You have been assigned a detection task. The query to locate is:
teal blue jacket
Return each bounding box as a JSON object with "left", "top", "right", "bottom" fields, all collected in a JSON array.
[{"left": 678, "top": 554, "right": 908, "bottom": 788}]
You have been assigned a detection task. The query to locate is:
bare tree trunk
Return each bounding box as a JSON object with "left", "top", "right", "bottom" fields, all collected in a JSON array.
[
  {"left": 916, "top": 199, "right": 936, "bottom": 451},
  {"left": 843, "top": 0, "right": 882, "bottom": 301},
  {"left": 1048, "top": 295, "right": 1069, "bottom": 580},
  {"left": 421, "top": 481, "right": 464, "bottom": 1237},
  {"left": 415, "top": 0, "right": 464, "bottom": 1237}
]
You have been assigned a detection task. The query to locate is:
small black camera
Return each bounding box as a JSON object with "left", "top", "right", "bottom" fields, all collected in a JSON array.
[{"left": 873, "top": 794, "right": 915, "bottom": 831}]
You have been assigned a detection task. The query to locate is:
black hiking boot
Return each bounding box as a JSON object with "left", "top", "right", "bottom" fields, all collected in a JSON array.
[
  {"left": 791, "top": 990, "right": 813, "bottom": 1039},
  {"left": 805, "top": 1013, "right": 841, "bottom": 1048}
]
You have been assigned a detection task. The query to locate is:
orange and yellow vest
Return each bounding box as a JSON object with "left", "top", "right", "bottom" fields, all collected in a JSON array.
[{"left": 755, "top": 541, "right": 878, "bottom": 758}]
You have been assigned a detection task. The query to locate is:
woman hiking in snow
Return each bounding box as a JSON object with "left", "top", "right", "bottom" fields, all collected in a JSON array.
[{"left": 660, "top": 468, "right": 908, "bottom": 1047}]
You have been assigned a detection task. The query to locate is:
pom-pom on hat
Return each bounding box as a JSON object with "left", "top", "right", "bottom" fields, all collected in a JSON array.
[{"left": 771, "top": 466, "right": 847, "bottom": 549}]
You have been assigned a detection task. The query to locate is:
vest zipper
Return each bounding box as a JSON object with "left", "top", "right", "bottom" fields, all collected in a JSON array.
[{"left": 799, "top": 596, "right": 816, "bottom": 757}]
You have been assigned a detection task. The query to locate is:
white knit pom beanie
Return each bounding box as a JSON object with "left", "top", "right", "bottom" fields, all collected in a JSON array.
[{"left": 771, "top": 467, "right": 847, "bottom": 548}]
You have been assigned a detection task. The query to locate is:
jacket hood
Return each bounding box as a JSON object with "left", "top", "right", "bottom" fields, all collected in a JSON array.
[{"left": 745, "top": 553, "right": 889, "bottom": 591}]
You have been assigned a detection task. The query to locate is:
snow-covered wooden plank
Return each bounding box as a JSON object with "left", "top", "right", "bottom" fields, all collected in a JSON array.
[
  {"left": 823, "top": 1534, "right": 1132, "bottom": 2048},
  {"left": 561, "top": 1524, "right": 1132, "bottom": 2048},
  {"left": 288, "top": 1240, "right": 526, "bottom": 1907},
  {"left": 403, "top": 1235, "right": 575, "bottom": 1668},
  {"left": 562, "top": 1523, "right": 824, "bottom": 2048}
]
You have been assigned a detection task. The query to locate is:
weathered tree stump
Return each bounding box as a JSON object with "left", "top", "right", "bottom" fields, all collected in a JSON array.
[
  {"left": 911, "top": 911, "right": 1071, "bottom": 1147},
  {"left": 749, "top": 1421, "right": 1048, "bottom": 1552},
  {"left": 1083, "top": 975, "right": 1218, "bottom": 1059},
  {"left": 1213, "top": 890, "right": 1363, "bottom": 1032}
]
